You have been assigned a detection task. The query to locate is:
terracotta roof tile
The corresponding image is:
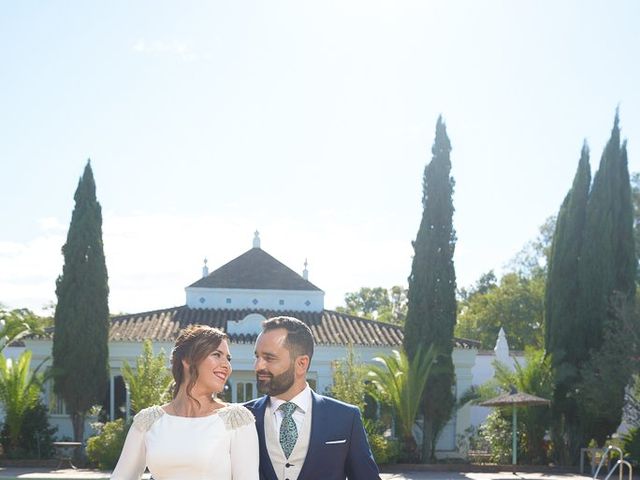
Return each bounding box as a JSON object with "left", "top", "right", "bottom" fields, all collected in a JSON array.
[{"left": 38, "top": 306, "right": 479, "bottom": 349}]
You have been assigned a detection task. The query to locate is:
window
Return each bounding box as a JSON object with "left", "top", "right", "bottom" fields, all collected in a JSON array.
[
  {"left": 279, "top": 299, "right": 285, "bottom": 306},
  {"left": 226, "top": 298, "right": 232, "bottom": 304},
  {"left": 235, "top": 382, "right": 255, "bottom": 403},
  {"left": 47, "top": 382, "right": 67, "bottom": 415}
]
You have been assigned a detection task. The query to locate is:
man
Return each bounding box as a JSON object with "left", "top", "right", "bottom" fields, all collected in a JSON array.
[{"left": 245, "top": 316, "right": 380, "bottom": 480}]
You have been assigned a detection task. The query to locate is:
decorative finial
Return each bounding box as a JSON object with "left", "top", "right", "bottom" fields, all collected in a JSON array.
[
  {"left": 494, "top": 327, "right": 510, "bottom": 363},
  {"left": 202, "top": 258, "right": 209, "bottom": 278},
  {"left": 253, "top": 231, "right": 261, "bottom": 249},
  {"left": 303, "top": 258, "right": 309, "bottom": 280}
]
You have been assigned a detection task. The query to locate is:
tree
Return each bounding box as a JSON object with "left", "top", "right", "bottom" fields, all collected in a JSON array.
[
  {"left": 367, "top": 346, "right": 436, "bottom": 462},
  {"left": 404, "top": 116, "right": 457, "bottom": 461},
  {"left": 577, "top": 292, "right": 639, "bottom": 446},
  {"left": 122, "top": 340, "right": 173, "bottom": 415},
  {"left": 0, "top": 350, "right": 46, "bottom": 452},
  {"left": 507, "top": 216, "right": 557, "bottom": 279},
  {"left": 329, "top": 344, "right": 367, "bottom": 411},
  {"left": 631, "top": 172, "right": 640, "bottom": 260},
  {"left": 456, "top": 272, "right": 545, "bottom": 350},
  {"left": 52, "top": 161, "right": 110, "bottom": 444},
  {"left": 544, "top": 144, "right": 591, "bottom": 463},
  {"left": 339, "top": 287, "right": 391, "bottom": 321},
  {"left": 577, "top": 112, "right": 636, "bottom": 445},
  {"left": 337, "top": 286, "right": 408, "bottom": 325},
  {"left": 0, "top": 307, "right": 46, "bottom": 352}
]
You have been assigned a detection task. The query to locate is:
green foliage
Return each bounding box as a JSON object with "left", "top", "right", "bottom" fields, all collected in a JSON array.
[
  {"left": 404, "top": 116, "right": 457, "bottom": 461},
  {"left": 337, "top": 286, "right": 407, "bottom": 325},
  {"left": 544, "top": 146, "right": 591, "bottom": 464},
  {"left": 492, "top": 348, "right": 553, "bottom": 464},
  {"left": 53, "top": 161, "right": 110, "bottom": 442},
  {"left": 631, "top": 172, "right": 640, "bottom": 266},
  {"left": 365, "top": 421, "right": 401, "bottom": 465},
  {"left": 577, "top": 294, "right": 638, "bottom": 447},
  {"left": 578, "top": 112, "right": 636, "bottom": 358},
  {"left": 508, "top": 215, "right": 557, "bottom": 279},
  {"left": 0, "top": 350, "right": 47, "bottom": 452},
  {"left": 0, "top": 400, "right": 58, "bottom": 458},
  {"left": 576, "top": 113, "right": 636, "bottom": 447},
  {"left": 622, "top": 427, "right": 640, "bottom": 466},
  {"left": 456, "top": 272, "right": 545, "bottom": 350},
  {"left": 329, "top": 344, "right": 367, "bottom": 411},
  {"left": 479, "top": 410, "right": 524, "bottom": 464},
  {"left": 86, "top": 419, "right": 129, "bottom": 470},
  {"left": 122, "top": 339, "right": 173, "bottom": 414},
  {"left": 0, "top": 308, "right": 46, "bottom": 352},
  {"left": 367, "top": 345, "right": 436, "bottom": 461}
]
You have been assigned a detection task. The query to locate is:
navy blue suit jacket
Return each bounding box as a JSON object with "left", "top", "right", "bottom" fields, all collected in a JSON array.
[{"left": 245, "top": 391, "right": 380, "bottom": 480}]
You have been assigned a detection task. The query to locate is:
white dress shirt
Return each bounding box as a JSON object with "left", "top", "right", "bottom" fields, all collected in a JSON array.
[{"left": 269, "top": 383, "right": 311, "bottom": 436}]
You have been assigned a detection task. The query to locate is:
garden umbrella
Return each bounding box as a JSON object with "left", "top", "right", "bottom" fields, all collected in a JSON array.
[{"left": 480, "top": 387, "right": 550, "bottom": 471}]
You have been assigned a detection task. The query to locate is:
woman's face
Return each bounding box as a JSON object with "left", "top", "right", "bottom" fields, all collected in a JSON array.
[{"left": 193, "top": 339, "right": 232, "bottom": 395}]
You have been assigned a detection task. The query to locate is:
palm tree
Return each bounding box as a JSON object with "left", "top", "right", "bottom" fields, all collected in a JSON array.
[
  {"left": 367, "top": 345, "right": 436, "bottom": 461},
  {"left": 0, "top": 350, "right": 46, "bottom": 451},
  {"left": 0, "top": 307, "right": 45, "bottom": 353}
]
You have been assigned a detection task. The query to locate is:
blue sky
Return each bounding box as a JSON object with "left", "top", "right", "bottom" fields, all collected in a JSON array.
[{"left": 2, "top": 1, "right": 640, "bottom": 314}]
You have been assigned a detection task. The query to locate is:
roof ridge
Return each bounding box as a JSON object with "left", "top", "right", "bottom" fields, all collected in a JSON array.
[{"left": 111, "top": 305, "right": 185, "bottom": 320}]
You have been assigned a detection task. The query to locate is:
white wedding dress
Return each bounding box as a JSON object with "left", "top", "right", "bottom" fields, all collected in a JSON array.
[{"left": 111, "top": 404, "right": 259, "bottom": 480}]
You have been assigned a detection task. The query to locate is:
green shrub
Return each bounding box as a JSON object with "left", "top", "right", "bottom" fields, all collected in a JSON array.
[
  {"left": 479, "top": 410, "right": 525, "bottom": 464},
  {"left": 0, "top": 400, "right": 57, "bottom": 458},
  {"left": 86, "top": 419, "right": 129, "bottom": 470},
  {"left": 368, "top": 432, "right": 400, "bottom": 465},
  {"left": 623, "top": 427, "right": 640, "bottom": 466}
]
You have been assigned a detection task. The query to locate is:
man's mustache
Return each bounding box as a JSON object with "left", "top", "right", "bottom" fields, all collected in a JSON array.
[{"left": 256, "top": 370, "right": 273, "bottom": 378}]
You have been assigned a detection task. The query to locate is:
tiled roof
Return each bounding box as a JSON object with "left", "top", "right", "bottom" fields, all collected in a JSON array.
[
  {"left": 102, "top": 306, "right": 479, "bottom": 349},
  {"left": 189, "top": 248, "right": 322, "bottom": 291}
]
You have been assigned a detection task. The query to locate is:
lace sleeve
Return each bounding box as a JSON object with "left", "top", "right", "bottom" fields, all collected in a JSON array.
[
  {"left": 132, "top": 405, "right": 165, "bottom": 432},
  {"left": 218, "top": 404, "right": 255, "bottom": 430}
]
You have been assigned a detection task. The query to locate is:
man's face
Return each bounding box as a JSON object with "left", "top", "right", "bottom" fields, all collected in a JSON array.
[{"left": 254, "top": 328, "right": 296, "bottom": 397}]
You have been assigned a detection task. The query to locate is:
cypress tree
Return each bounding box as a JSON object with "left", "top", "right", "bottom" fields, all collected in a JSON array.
[
  {"left": 404, "top": 116, "right": 457, "bottom": 461},
  {"left": 53, "top": 161, "right": 110, "bottom": 443},
  {"left": 544, "top": 144, "right": 591, "bottom": 463},
  {"left": 577, "top": 112, "right": 636, "bottom": 445}
]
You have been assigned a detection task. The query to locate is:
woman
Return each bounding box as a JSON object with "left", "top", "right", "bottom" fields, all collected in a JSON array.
[{"left": 111, "top": 325, "right": 259, "bottom": 479}]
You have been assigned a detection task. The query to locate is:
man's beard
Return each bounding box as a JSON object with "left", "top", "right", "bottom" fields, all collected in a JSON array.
[{"left": 256, "top": 364, "right": 295, "bottom": 396}]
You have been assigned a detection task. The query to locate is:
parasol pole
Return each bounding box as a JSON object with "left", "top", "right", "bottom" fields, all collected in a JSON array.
[{"left": 512, "top": 406, "right": 517, "bottom": 471}]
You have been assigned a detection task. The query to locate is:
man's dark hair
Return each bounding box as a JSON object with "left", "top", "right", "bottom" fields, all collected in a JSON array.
[{"left": 263, "top": 316, "right": 314, "bottom": 366}]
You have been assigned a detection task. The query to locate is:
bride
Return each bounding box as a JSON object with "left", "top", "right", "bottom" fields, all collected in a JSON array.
[{"left": 111, "top": 325, "right": 259, "bottom": 479}]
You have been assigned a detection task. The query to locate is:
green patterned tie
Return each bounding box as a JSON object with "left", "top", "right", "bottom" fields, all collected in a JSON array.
[{"left": 278, "top": 402, "right": 298, "bottom": 458}]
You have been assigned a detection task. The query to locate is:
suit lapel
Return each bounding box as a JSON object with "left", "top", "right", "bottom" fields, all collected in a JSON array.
[
  {"left": 253, "top": 396, "right": 278, "bottom": 480},
  {"left": 297, "top": 391, "right": 325, "bottom": 479}
]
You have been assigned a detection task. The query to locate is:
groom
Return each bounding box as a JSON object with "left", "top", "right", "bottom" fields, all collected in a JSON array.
[{"left": 245, "top": 316, "right": 380, "bottom": 480}]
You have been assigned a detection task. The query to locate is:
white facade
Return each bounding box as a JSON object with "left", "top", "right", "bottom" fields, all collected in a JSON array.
[
  {"left": 22, "top": 236, "right": 483, "bottom": 457},
  {"left": 24, "top": 315, "right": 480, "bottom": 456},
  {"left": 186, "top": 286, "right": 324, "bottom": 312}
]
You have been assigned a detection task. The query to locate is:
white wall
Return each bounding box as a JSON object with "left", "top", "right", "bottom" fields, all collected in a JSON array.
[{"left": 186, "top": 287, "right": 325, "bottom": 312}]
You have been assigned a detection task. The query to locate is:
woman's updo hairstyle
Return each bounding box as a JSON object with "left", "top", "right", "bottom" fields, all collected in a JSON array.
[{"left": 170, "top": 325, "right": 228, "bottom": 403}]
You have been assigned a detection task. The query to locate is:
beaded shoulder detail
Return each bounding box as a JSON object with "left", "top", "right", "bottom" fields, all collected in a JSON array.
[
  {"left": 218, "top": 404, "right": 255, "bottom": 430},
  {"left": 132, "top": 405, "right": 165, "bottom": 433}
]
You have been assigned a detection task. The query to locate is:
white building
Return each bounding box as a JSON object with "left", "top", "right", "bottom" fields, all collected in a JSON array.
[{"left": 25, "top": 233, "right": 480, "bottom": 457}]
